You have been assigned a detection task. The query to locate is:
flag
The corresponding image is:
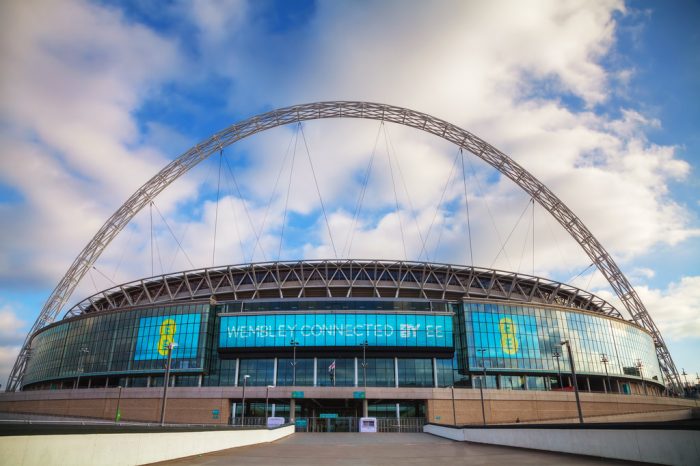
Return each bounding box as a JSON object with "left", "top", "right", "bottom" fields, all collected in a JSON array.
[{"left": 328, "top": 360, "right": 336, "bottom": 386}]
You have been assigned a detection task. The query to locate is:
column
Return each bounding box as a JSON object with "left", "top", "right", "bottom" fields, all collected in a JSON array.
[
  {"left": 354, "top": 357, "right": 359, "bottom": 387},
  {"left": 363, "top": 399, "right": 368, "bottom": 417},
  {"left": 273, "top": 358, "right": 278, "bottom": 386},
  {"left": 313, "top": 358, "right": 318, "bottom": 387},
  {"left": 432, "top": 357, "right": 438, "bottom": 388},
  {"left": 290, "top": 398, "right": 296, "bottom": 422},
  {"left": 394, "top": 357, "right": 399, "bottom": 388},
  {"left": 234, "top": 358, "right": 240, "bottom": 387}
]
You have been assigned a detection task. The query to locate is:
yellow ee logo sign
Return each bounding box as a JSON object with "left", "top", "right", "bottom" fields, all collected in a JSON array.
[
  {"left": 499, "top": 317, "right": 518, "bottom": 355},
  {"left": 158, "top": 319, "right": 177, "bottom": 356}
]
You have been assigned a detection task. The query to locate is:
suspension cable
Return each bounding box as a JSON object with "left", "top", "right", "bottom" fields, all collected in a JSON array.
[
  {"left": 344, "top": 121, "right": 382, "bottom": 258},
  {"left": 253, "top": 126, "right": 298, "bottom": 261},
  {"left": 222, "top": 157, "right": 268, "bottom": 262},
  {"left": 382, "top": 123, "right": 408, "bottom": 260},
  {"left": 418, "top": 150, "right": 459, "bottom": 262},
  {"left": 87, "top": 268, "right": 100, "bottom": 294},
  {"left": 517, "top": 199, "right": 534, "bottom": 274},
  {"left": 569, "top": 262, "right": 595, "bottom": 284},
  {"left": 153, "top": 214, "right": 165, "bottom": 275},
  {"left": 151, "top": 201, "right": 195, "bottom": 269},
  {"left": 149, "top": 202, "right": 154, "bottom": 276},
  {"left": 490, "top": 198, "right": 532, "bottom": 269},
  {"left": 167, "top": 149, "right": 220, "bottom": 270},
  {"left": 278, "top": 124, "right": 300, "bottom": 260},
  {"left": 111, "top": 223, "right": 135, "bottom": 281},
  {"left": 430, "top": 151, "right": 460, "bottom": 262},
  {"left": 532, "top": 198, "right": 535, "bottom": 275},
  {"left": 460, "top": 149, "right": 475, "bottom": 266},
  {"left": 465, "top": 155, "right": 513, "bottom": 269},
  {"left": 299, "top": 123, "right": 338, "bottom": 259},
  {"left": 211, "top": 150, "right": 223, "bottom": 266},
  {"left": 384, "top": 126, "right": 426, "bottom": 257},
  {"left": 92, "top": 266, "right": 117, "bottom": 286}
]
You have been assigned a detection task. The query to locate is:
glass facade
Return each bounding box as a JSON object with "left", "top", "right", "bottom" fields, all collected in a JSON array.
[
  {"left": 219, "top": 313, "right": 453, "bottom": 348},
  {"left": 460, "top": 302, "right": 663, "bottom": 382},
  {"left": 24, "top": 303, "right": 211, "bottom": 386},
  {"left": 23, "top": 298, "right": 663, "bottom": 391}
]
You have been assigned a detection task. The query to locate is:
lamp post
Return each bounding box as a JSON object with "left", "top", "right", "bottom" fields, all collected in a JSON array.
[
  {"left": 635, "top": 359, "right": 647, "bottom": 396},
  {"left": 75, "top": 346, "right": 89, "bottom": 389},
  {"left": 476, "top": 348, "right": 487, "bottom": 426},
  {"left": 360, "top": 339, "right": 368, "bottom": 388},
  {"left": 160, "top": 341, "right": 178, "bottom": 426},
  {"left": 265, "top": 385, "right": 275, "bottom": 422},
  {"left": 600, "top": 354, "right": 610, "bottom": 394},
  {"left": 115, "top": 385, "right": 123, "bottom": 423},
  {"left": 561, "top": 340, "right": 584, "bottom": 424},
  {"left": 450, "top": 385, "right": 457, "bottom": 425},
  {"left": 553, "top": 350, "right": 562, "bottom": 389},
  {"left": 290, "top": 339, "right": 299, "bottom": 386},
  {"left": 681, "top": 369, "right": 689, "bottom": 396},
  {"left": 241, "top": 374, "right": 250, "bottom": 426}
]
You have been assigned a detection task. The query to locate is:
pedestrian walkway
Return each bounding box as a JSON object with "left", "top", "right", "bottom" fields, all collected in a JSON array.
[{"left": 153, "top": 432, "right": 633, "bottom": 465}]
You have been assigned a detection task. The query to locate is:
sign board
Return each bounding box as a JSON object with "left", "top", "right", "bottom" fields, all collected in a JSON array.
[
  {"left": 320, "top": 413, "right": 338, "bottom": 419},
  {"left": 135, "top": 313, "right": 201, "bottom": 361},
  {"left": 359, "top": 417, "right": 378, "bottom": 433},
  {"left": 353, "top": 391, "right": 366, "bottom": 399},
  {"left": 292, "top": 391, "right": 304, "bottom": 398},
  {"left": 266, "top": 417, "right": 285, "bottom": 428},
  {"left": 219, "top": 312, "right": 453, "bottom": 348},
  {"left": 295, "top": 419, "right": 308, "bottom": 428},
  {"left": 212, "top": 409, "right": 220, "bottom": 419}
]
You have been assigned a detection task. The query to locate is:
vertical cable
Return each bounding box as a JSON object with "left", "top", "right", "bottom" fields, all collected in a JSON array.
[
  {"left": 382, "top": 123, "right": 407, "bottom": 260},
  {"left": 299, "top": 123, "right": 338, "bottom": 259},
  {"left": 532, "top": 198, "right": 535, "bottom": 275},
  {"left": 460, "top": 149, "right": 474, "bottom": 266},
  {"left": 278, "top": 124, "right": 299, "bottom": 260},
  {"left": 212, "top": 150, "right": 223, "bottom": 267},
  {"left": 149, "top": 202, "right": 154, "bottom": 277}
]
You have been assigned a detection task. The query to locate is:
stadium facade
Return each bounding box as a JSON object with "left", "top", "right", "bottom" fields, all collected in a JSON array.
[
  {"left": 13, "top": 260, "right": 669, "bottom": 426},
  {"left": 4, "top": 102, "right": 693, "bottom": 427}
]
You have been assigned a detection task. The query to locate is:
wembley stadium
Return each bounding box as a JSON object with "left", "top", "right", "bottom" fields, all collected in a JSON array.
[{"left": 1, "top": 102, "right": 693, "bottom": 429}]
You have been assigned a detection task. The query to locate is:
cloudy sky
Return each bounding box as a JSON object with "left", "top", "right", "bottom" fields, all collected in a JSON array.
[{"left": 0, "top": 0, "right": 698, "bottom": 388}]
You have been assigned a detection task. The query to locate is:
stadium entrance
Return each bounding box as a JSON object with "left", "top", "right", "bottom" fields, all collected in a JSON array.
[{"left": 231, "top": 398, "right": 426, "bottom": 432}]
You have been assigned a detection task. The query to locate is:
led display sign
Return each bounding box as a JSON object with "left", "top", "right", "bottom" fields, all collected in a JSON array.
[
  {"left": 219, "top": 313, "right": 453, "bottom": 348},
  {"left": 470, "top": 311, "right": 540, "bottom": 359},
  {"left": 135, "top": 313, "right": 201, "bottom": 360}
]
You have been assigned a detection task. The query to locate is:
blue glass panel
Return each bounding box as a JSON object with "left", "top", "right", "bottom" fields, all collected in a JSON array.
[
  {"left": 134, "top": 313, "right": 201, "bottom": 360},
  {"left": 219, "top": 313, "right": 453, "bottom": 348}
]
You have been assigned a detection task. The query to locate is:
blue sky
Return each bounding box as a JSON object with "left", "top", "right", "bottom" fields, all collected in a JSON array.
[{"left": 0, "top": 0, "right": 698, "bottom": 388}]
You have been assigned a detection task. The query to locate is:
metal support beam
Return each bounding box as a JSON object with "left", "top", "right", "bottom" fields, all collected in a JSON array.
[{"left": 6, "top": 101, "right": 681, "bottom": 391}]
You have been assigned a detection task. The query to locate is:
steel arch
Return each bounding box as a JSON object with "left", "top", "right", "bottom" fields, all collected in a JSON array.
[{"left": 5, "top": 101, "right": 681, "bottom": 391}]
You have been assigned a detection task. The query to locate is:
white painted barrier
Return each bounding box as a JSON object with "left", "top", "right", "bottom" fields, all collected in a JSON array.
[
  {"left": 0, "top": 425, "right": 295, "bottom": 466},
  {"left": 424, "top": 424, "right": 700, "bottom": 466}
]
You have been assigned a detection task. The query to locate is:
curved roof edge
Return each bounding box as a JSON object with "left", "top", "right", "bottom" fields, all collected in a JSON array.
[{"left": 65, "top": 260, "right": 623, "bottom": 319}]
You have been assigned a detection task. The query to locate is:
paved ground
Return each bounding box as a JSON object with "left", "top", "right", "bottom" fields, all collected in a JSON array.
[{"left": 153, "top": 433, "right": 639, "bottom": 465}]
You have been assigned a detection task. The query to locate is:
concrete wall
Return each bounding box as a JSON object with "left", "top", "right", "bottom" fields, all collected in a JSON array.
[
  {"left": 425, "top": 389, "right": 699, "bottom": 425},
  {"left": 424, "top": 424, "right": 700, "bottom": 466},
  {"left": 0, "top": 425, "right": 294, "bottom": 466},
  {"left": 1, "top": 386, "right": 697, "bottom": 425}
]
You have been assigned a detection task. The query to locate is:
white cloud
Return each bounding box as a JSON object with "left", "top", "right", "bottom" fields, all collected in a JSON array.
[
  {"left": 0, "top": 305, "right": 26, "bottom": 344},
  {"left": 0, "top": 346, "right": 21, "bottom": 390},
  {"left": 635, "top": 276, "right": 700, "bottom": 340},
  {"left": 0, "top": 0, "right": 698, "bottom": 362},
  {"left": 0, "top": 0, "right": 186, "bottom": 287}
]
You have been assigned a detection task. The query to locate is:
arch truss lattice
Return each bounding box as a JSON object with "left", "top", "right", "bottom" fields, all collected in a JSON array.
[{"left": 6, "top": 101, "right": 681, "bottom": 391}]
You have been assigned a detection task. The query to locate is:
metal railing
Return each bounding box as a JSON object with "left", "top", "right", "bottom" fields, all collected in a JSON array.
[{"left": 292, "top": 416, "right": 426, "bottom": 433}]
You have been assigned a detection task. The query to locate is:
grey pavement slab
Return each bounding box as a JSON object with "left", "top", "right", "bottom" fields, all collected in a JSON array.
[{"left": 152, "top": 432, "right": 643, "bottom": 465}]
